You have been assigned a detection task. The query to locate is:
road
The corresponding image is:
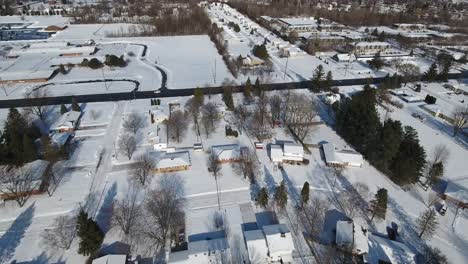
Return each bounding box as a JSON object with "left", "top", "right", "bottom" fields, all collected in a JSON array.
[{"left": 1, "top": 71, "right": 467, "bottom": 109}]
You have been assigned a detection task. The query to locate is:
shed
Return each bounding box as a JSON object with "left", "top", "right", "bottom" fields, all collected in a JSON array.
[
  {"left": 322, "top": 142, "right": 363, "bottom": 167},
  {"left": 270, "top": 144, "right": 284, "bottom": 163},
  {"left": 282, "top": 142, "right": 304, "bottom": 162}
]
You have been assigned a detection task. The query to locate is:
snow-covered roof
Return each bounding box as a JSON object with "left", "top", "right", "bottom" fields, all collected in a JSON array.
[
  {"left": 51, "top": 111, "right": 81, "bottom": 130},
  {"left": 323, "top": 143, "right": 363, "bottom": 166},
  {"left": 335, "top": 53, "right": 356, "bottom": 61},
  {"left": 0, "top": 70, "right": 55, "bottom": 82},
  {"left": 270, "top": 144, "right": 283, "bottom": 162},
  {"left": 50, "top": 131, "right": 73, "bottom": 146},
  {"left": 168, "top": 250, "right": 189, "bottom": 263},
  {"left": 29, "top": 41, "right": 69, "bottom": 49},
  {"left": 444, "top": 180, "right": 468, "bottom": 204},
  {"left": 244, "top": 229, "right": 269, "bottom": 262},
  {"left": 283, "top": 142, "right": 303, "bottom": 156},
  {"left": 367, "top": 234, "right": 416, "bottom": 264},
  {"left": 336, "top": 221, "right": 369, "bottom": 254},
  {"left": 277, "top": 17, "right": 317, "bottom": 27},
  {"left": 211, "top": 144, "right": 240, "bottom": 160},
  {"left": 151, "top": 109, "right": 168, "bottom": 122},
  {"left": 188, "top": 237, "right": 229, "bottom": 255},
  {"left": 354, "top": 41, "right": 391, "bottom": 47},
  {"left": 153, "top": 151, "right": 191, "bottom": 169},
  {"left": 92, "top": 255, "right": 126, "bottom": 264},
  {"left": 262, "top": 224, "right": 295, "bottom": 254}
]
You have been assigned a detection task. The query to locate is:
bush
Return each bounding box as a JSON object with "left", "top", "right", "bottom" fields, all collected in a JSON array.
[
  {"left": 87, "top": 58, "right": 103, "bottom": 69},
  {"left": 104, "top": 54, "right": 126, "bottom": 67},
  {"left": 253, "top": 44, "right": 269, "bottom": 60},
  {"left": 424, "top": 94, "right": 437, "bottom": 104}
]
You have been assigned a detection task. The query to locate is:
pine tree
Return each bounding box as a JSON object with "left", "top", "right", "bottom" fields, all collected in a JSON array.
[
  {"left": 274, "top": 180, "right": 288, "bottom": 210},
  {"left": 424, "top": 63, "right": 438, "bottom": 82},
  {"left": 389, "top": 126, "right": 426, "bottom": 185},
  {"left": 256, "top": 187, "right": 269, "bottom": 208},
  {"left": 76, "top": 209, "right": 104, "bottom": 256},
  {"left": 416, "top": 208, "right": 438, "bottom": 239},
  {"left": 244, "top": 78, "right": 252, "bottom": 99},
  {"left": 194, "top": 87, "right": 204, "bottom": 106},
  {"left": 222, "top": 87, "right": 234, "bottom": 110},
  {"left": 22, "top": 134, "right": 37, "bottom": 162},
  {"left": 2, "top": 108, "right": 28, "bottom": 165},
  {"left": 369, "top": 52, "right": 384, "bottom": 70},
  {"left": 301, "top": 181, "right": 310, "bottom": 206},
  {"left": 71, "top": 97, "right": 81, "bottom": 112},
  {"left": 60, "top": 103, "right": 68, "bottom": 115},
  {"left": 370, "top": 188, "right": 388, "bottom": 221},
  {"left": 254, "top": 77, "right": 261, "bottom": 96},
  {"left": 427, "top": 162, "right": 444, "bottom": 186},
  {"left": 324, "top": 71, "right": 333, "bottom": 91},
  {"left": 311, "top": 64, "right": 324, "bottom": 92},
  {"left": 368, "top": 119, "right": 403, "bottom": 173}
]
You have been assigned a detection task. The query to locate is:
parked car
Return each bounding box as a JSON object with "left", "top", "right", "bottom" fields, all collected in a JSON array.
[{"left": 439, "top": 201, "right": 447, "bottom": 216}]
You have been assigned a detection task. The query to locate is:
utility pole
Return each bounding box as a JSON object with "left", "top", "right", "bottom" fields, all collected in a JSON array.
[{"left": 283, "top": 56, "right": 289, "bottom": 80}]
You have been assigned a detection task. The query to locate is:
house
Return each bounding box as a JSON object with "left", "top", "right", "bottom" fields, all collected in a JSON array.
[
  {"left": 279, "top": 46, "right": 306, "bottom": 57},
  {"left": 244, "top": 229, "right": 269, "bottom": 264},
  {"left": 150, "top": 108, "right": 168, "bottom": 124},
  {"left": 92, "top": 255, "right": 127, "bottom": 264},
  {"left": 147, "top": 124, "right": 168, "bottom": 151},
  {"left": 50, "top": 131, "right": 73, "bottom": 147},
  {"left": 269, "top": 142, "right": 304, "bottom": 163},
  {"left": 211, "top": 144, "right": 241, "bottom": 163},
  {"left": 49, "top": 111, "right": 82, "bottom": 133},
  {"left": 322, "top": 142, "right": 363, "bottom": 167},
  {"left": 335, "top": 220, "right": 369, "bottom": 255},
  {"left": 282, "top": 142, "right": 304, "bottom": 162},
  {"left": 324, "top": 93, "right": 341, "bottom": 105},
  {"left": 333, "top": 53, "right": 356, "bottom": 63},
  {"left": 168, "top": 237, "right": 230, "bottom": 264},
  {"left": 152, "top": 151, "right": 191, "bottom": 173},
  {"left": 262, "top": 224, "right": 295, "bottom": 263},
  {"left": 367, "top": 233, "right": 416, "bottom": 264},
  {"left": 0, "top": 160, "right": 49, "bottom": 200},
  {"left": 393, "top": 23, "right": 427, "bottom": 31},
  {"left": 442, "top": 180, "right": 468, "bottom": 209},
  {"left": 348, "top": 41, "right": 391, "bottom": 56},
  {"left": 276, "top": 17, "right": 318, "bottom": 34}
]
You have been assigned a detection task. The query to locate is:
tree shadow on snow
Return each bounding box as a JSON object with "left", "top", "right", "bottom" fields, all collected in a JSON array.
[
  {"left": 96, "top": 182, "right": 118, "bottom": 234},
  {"left": 11, "top": 252, "right": 65, "bottom": 264},
  {"left": 0, "top": 203, "right": 36, "bottom": 264},
  {"left": 263, "top": 165, "right": 277, "bottom": 195}
]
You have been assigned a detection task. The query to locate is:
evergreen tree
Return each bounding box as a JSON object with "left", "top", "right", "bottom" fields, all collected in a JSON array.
[
  {"left": 256, "top": 187, "right": 269, "bottom": 208},
  {"left": 59, "top": 64, "right": 67, "bottom": 74},
  {"left": 253, "top": 44, "right": 269, "bottom": 60},
  {"left": 194, "top": 87, "right": 204, "bottom": 106},
  {"left": 416, "top": 208, "right": 438, "bottom": 239},
  {"left": 424, "top": 63, "right": 438, "bottom": 82},
  {"left": 370, "top": 188, "right": 388, "bottom": 221},
  {"left": 71, "top": 97, "right": 81, "bottom": 112},
  {"left": 368, "top": 52, "right": 384, "bottom": 70},
  {"left": 76, "top": 209, "right": 104, "bottom": 256},
  {"left": 22, "top": 134, "right": 37, "bottom": 162},
  {"left": 274, "top": 180, "right": 288, "bottom": 210},
  {"left": 336, "top": 85, "right": 380, "bottom": 155},
  {"left": 427, "top": 162, "right": 444, "bottom": 187},
  {"left": 222, "top": 87, "right": 234, "bottom": 110},
  {"left": 244, "top": 78, "right": 252, "bottom": 99},
  {"left": 368, "top": 119, "right": 403, "bottom": 173},
  {"left": 60, "top": 103, "right": 68, "bottom": 115},
  {"left": 1, "top": 108, "right": 27, "bottom": 165},
  {"left": 324, "top": 71, "right": 333, "bottom": 91},
  {"left": 311, "top": 64, "right": 324, "bottom": 92},
  {"left": 254, "top": 77, "right": 261, "bottom": 96},
  {"left": 301, "top": 181, "right": 310, "bottom": 206},
  {"left": 389, "top": 126, "right": 426, "bottom": 185}
]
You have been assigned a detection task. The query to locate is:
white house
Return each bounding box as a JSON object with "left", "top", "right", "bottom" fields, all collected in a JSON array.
[
  {"left": 336, "top": 220, "right": 369, "bottom": 255},
  {"left": 333, "top": 53, "right": 356, "bottom": 63},
  {"left": 270, "top": 144, "right": 284, "bottom": 163},
  {"left": 147, "top": 124, "right": 168, "bottom": 151},
  {"left": 244, "top": 229, "right": 269, "bottom": 264},
  {"left": 152, "top": 151, "right": 191, "bottom": 173},
  {"left": 282, "top": 142, "right": 304, "bottom": 162},
  {"left": 322, "top": 142, "right": 363, "bottom": 167},
  {"left": 212, "top": 144, "right": 241, "bottom": 163},
  {"left": 49, "top": 111, "right": 81, "bottom": 133},
  {"left": 168, "top": 237, "right": 230, "bottom": 264},
  {"left": 367, "top": 233, "right": 416, "bottom": 264},
  {"left": 92, "top": 255, "right": 126, "bottom": 264},
  {"left": 263, "top": 224, "right": 295, "bottom": 263}
]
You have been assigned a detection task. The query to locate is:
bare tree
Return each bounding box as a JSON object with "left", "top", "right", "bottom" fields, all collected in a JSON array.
[
  {"left": 207, "top": 151, "right": 222, "bottom": 210},
  {"left": 41, "top": 215, "right": 76, "bottom": 250},
  {"left": 112, "top": 182, "right": 142, "bottom": 236},
  {"left": 300, "top": 196, "right": 328, "bottom": 239},
  {"left": 25, "top": 88, "right": 51, "bottom": 121},
  {"left": 232, "top": 148, "right": 260, "bottom": 183},
  {"left": 123, "top": 111, "right": 145, "bottom": 134},
  {"left": 416, "top": 208, "right": 439, "bottom": 239},
  {"left": 0, "top": 165, "right": 40, "bottom": 207},
  {"left": 232, "top": 104, "right": 250, "bottom": 135},
  {"left": 118, "top": 133, "right": 137, "bottom": 160},
  {"left": 131, "top": 152, "right": 155, "bottom": 186},
  {"left": 185, "top": 97, "right": 202, "bottom": 132},
  {"left": 396, "top": 63, "right": 421, "bottom": 85},
  {"left": 144, "top": 174, "right": 185, "bottom": 254},
  {"left": 269, "top": 94, "right": 283, "bottom": 125},
  {"left": 46, "top": 161, "right": 67, "bottom": 197},
  {"left": 452, "top": 106, "right": 467, "bottom": 137},
  {"left": 284, "top": 92, "right": 318, "bottom": 141},
  {"left": 201, "top": 102, "right": 220, "bottom": 138},
  {"left": 167, "top": 110, "right": 189, "bottom": 143},
  {"left": 420, "top": 246, "right": 448, "bottom": 264},
  {"left": 249, "top": 93, "right": 270, "bottom": 136},
  {"left": 424, "top": 144, "right": 450, "bottom": 187}
]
